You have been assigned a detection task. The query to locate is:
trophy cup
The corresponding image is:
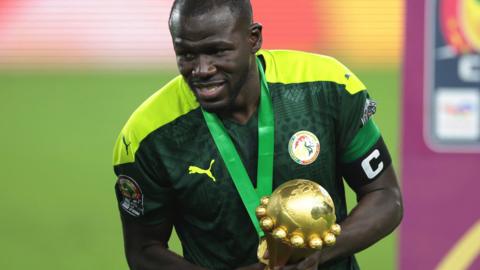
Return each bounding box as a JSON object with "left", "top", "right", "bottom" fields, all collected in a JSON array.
[{"left": 256, "top": 179, "right": 341, "bottom": 269}]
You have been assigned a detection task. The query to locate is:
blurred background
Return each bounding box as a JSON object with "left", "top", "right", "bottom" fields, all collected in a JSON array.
[{"left": 0, "top": 0, "right": 418, "bottom": 269}]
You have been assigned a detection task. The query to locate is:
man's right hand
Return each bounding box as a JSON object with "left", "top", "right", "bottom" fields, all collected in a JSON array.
[{"left": 235, "top": 262, "right": 266, "bottom": 270}]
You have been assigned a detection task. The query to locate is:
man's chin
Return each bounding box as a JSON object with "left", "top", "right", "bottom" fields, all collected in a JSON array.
[{"left": 198, "top": 101, "right": 228, "bottom": 114}]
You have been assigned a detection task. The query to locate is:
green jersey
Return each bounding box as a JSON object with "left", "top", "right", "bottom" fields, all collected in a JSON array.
[{"left": 113, "top": 49, "right": 380, "bottom": 270}]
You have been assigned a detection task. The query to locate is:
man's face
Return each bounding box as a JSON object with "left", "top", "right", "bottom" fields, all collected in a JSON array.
[{"left": 170, "top": 7, "right": 256, "bottom": 112}]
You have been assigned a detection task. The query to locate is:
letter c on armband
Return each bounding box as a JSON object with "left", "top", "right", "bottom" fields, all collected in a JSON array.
[
  {"left": 342, "top": 137, "right": 392, "bottom": 190},
  {"left": 361, "top": 149, "right": 384, "bottom": 179}
]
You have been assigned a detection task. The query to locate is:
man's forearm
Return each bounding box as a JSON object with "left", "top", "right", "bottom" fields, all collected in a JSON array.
[
  {"left": 318, "top": 171, "right": 403, "bottom": 264},
  {"left": 127, "top": 245, "right": 267, "bottom": 270}
]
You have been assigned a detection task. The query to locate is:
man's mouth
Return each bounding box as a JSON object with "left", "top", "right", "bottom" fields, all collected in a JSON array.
[{"left": 193, "top": 81, "right": 225, "bottom": 100}]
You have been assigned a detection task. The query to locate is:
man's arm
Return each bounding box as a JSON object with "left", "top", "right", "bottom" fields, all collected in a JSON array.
[
  {"left": 317, "top": 164, "right": 403, "bottom": 265},
  {"left": 120, "top": 215, "right": 205, "bottom": 270},
  {"left": 283, "top": 164, "right": 403, "bottom": 270},
  {"left": 120, "top": 214, "right": 267, "bottom": 270}
]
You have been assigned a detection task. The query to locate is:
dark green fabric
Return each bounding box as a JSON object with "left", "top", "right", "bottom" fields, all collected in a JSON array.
[
  {"left": 113, "top": 63, "right": 371, "bottom": 270},
  {"left": 341, "top": 119, "right": 381, "bottom": 162}
]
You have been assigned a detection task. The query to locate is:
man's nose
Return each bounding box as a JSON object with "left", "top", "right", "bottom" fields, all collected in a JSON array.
[{"left": 192, "top": 55, "right": 216, "bottom": 78}]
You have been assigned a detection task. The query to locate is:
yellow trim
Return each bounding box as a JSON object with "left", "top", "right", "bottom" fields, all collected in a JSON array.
[
  {"left": 258, "top": 49, "right": 366, "bottom": 94},
  {"left": 114, "top": 50, "right": 365, "bottom": 165},
  {"left": 113, "top": 76, "right": 198, "bottom": 165},
  {"left": 436, "top": 219, "right": 480, "bottom": 270}
]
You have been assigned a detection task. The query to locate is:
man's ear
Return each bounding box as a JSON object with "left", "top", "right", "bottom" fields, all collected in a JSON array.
[{"left": 249, "top": 22, "right": 263, "bottom": 53}]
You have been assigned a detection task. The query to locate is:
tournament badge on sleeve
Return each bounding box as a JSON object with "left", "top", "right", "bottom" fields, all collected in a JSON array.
[{"left": 117, "top": 175, "right": 144, "bottom": 217}]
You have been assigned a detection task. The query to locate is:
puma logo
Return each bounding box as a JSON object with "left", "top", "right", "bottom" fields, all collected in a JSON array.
[{"left": 188, "top": 159, "right": 216, "bottom": 182}]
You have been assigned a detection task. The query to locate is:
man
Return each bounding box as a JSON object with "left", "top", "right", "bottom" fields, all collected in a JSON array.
[{"left": 112, "top": 0, "right": 403, "bottom": 269}]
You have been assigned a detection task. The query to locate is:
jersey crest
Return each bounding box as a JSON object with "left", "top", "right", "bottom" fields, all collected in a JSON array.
[{"left": 288, "top": 131, "right": 321, "bottom": 165}]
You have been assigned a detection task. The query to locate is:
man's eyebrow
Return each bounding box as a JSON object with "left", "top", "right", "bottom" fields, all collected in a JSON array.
[{"left": 174, "top": 39, "right": 234, "bottom": 48}]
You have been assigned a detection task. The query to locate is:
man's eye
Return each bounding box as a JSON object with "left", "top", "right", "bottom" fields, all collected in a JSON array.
[
  {"left": 216, "top": 49, "right": 229, "bottom": 55},
  {"left": 184, "top": 53, "right": 195, "bottom": 60},
  {"left": 178, "top": 53, "right": 195, "bottom": 60}
]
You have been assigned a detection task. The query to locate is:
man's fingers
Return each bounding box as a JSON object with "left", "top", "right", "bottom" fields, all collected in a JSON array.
[
  {"left": 297, "top": 256, "right": 317, "bottom": 269},
  {"left": 263, "top": 248, "right": 269, "bottom": 260},
  {"left": 235, "top": 262, "right": 267, "bottom": 270}
]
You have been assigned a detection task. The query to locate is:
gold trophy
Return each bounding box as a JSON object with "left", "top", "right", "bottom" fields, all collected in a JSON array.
[{"left": 256, "top": 179, "right": 341, "bottom": 269}]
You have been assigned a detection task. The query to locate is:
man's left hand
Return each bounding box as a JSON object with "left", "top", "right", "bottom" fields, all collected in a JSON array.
[{"left": 273, "top": 251, "right": 321, "bottom": 270}]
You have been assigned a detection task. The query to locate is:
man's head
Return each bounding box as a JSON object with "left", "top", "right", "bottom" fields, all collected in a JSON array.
[
  {"left": 170, "top": 0, "right": 253, "bottom": 27},
  {"left": 169, "top": 0, "right": 262, "bottom": 113}
]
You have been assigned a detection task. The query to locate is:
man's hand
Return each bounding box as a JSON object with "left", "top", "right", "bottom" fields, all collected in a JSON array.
[
  {"left": 272, "top": 251, "right": 321, "bottom": 270},
  {"left": 235, "top": 262, "right": 267, "bottom": 270},
  {"left": 259, "top": 237, "right": 319, "bottom": 270},
  {"left": 261, "top": 166, "right": 402, "bottom": 270}
]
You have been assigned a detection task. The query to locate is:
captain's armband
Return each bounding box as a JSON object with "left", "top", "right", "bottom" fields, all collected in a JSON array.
[
  {"left": 340, "top": 120, "right": 392, "bottom": 191},
  {"left": 341, "top": 137, "right": 391, "bottom": 190}
]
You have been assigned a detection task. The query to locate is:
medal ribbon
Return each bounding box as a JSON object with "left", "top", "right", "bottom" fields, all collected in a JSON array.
[{"left": 202, "top": 57, "right": 273, "bottom": 237}]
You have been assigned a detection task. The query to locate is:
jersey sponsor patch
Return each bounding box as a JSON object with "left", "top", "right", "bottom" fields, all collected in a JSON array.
[
  {"left": 361, "top": 99, "right": 377, "bottom": 125},
  {"left": 288, "top": 130, "right": 320, "bottom": 165},
  {"left": 117, "top": 175, "right": 144, "bottom": 217}
]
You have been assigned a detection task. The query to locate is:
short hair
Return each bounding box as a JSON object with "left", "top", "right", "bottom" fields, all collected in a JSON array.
[{"left": 169, "top": 0, "right": 253, "bottom": 28}]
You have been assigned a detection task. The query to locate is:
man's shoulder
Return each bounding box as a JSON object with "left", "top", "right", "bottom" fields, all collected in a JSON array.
[
  {"left": 259, "top": 49, "right": 366, "bottom": 94},
  {"left": 113, "top": 75, "right": 199, "bottom": 166},
  {"left": 261, "top": 49, "right": 338, "bottom": 67}
]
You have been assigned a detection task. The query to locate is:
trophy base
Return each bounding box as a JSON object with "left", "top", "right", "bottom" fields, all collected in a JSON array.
[
  {"left": 257, "top": 236, "right": 317, "bottom": 269},
  {"left": 257, "top": 238, "right": 269, "bottom": 265}
]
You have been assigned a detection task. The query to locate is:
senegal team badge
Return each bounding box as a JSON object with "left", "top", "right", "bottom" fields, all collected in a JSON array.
[
  {"left": 288, "top": 131, "right": 320, "bottom": 165},
  {"left": 117, "top": 175, "right": 144, "bottom": 217}
]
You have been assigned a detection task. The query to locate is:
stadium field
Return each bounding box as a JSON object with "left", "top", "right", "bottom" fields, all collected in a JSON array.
[{"left": 0, "top": 68, "right": 400, "bottom": 270}]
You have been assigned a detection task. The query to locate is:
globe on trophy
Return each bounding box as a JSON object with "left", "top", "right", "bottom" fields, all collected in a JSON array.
[{"left": 256, "top": 179, "right": 341, "bottom": 269}]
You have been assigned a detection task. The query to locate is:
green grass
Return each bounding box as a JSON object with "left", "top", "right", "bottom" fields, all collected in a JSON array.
[{"left": 0, "top": 68, "right": 399, "bottom": 270}]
